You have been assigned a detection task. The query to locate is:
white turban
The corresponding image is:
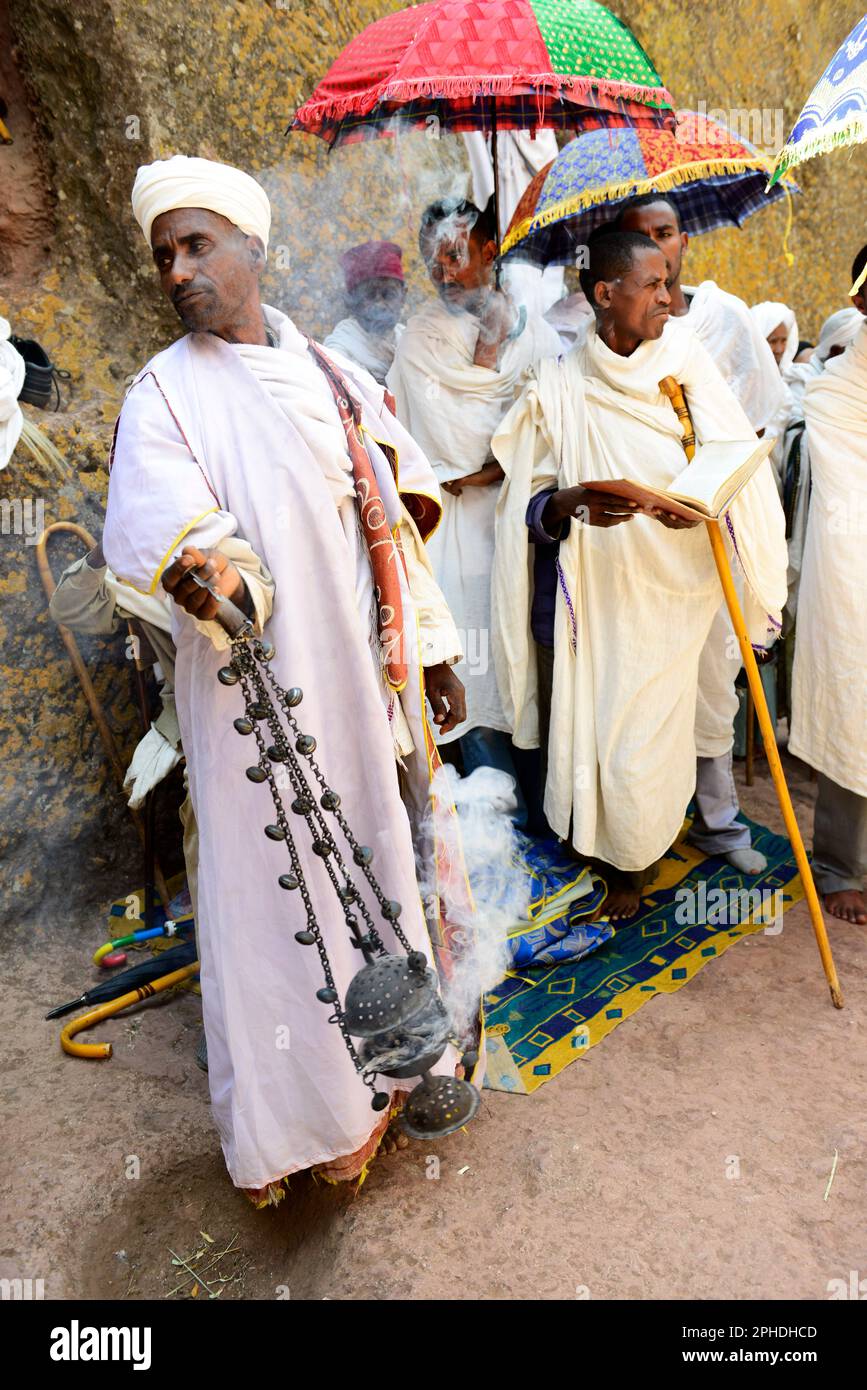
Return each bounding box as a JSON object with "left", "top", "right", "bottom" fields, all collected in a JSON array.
[{"left": 131, "top": 155, "right": 271, "bottom": 253}]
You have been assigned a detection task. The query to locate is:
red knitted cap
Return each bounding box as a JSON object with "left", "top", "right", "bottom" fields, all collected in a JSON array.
[{"left": 342, "top": 241, "right": 404, "bottom": 292}]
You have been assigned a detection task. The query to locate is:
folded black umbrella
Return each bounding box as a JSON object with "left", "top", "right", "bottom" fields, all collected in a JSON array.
[{"left": 45, "top": 939, "right": 198, "bottom": 1020}]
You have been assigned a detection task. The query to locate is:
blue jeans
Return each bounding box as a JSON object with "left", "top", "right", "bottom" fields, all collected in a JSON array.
[{"left": 458, "top": 726, "right": 530, "bottom": 829}]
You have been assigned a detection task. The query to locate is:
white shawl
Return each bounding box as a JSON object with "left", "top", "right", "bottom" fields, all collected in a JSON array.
[
  {"left": 685, "top": 283, "right": 787, "bottom": 435},
  {"left": 789, "top": 322, "right": 867, "bottom": 795},
  {"left": 323, "top": 316, "right": 402, "bottom": 386},
  {"left": 0, "top": 319, "right": 24, "bottom": 469}
]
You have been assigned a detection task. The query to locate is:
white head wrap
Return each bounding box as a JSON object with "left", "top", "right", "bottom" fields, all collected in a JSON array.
[
  {"left": 131, "top": 155, "right": 271, "bottom": 253},
  {"left": 0, "top": 318, "right": 25, "bottom": 470},
  {"left": 750, "top": 301, "right": 799, "bottom": 374},
  {"left": 814, "top": 307, "right": 863, "bottom": 365}
]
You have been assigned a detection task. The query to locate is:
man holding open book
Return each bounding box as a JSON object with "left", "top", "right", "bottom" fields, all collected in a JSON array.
[{"left": 492, "top": 230, "right": 787, "bottom": 920}]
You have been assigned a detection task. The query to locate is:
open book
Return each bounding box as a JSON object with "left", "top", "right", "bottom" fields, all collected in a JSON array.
[{"left": 581, "top": 437, "right": 775, "bottom": 522}]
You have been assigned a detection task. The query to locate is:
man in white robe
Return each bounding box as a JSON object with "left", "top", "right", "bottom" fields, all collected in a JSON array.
[
  {"left": 789, "top": 319, "right": 867, "bottom": 926},
  {"left": 781, "top": 304, "right": 863, "bottom": 621},
  {"left": 324, "top": 240, "right": 407, "bottom": 386},
  {"left": 492, "top": 230, "right": 787, "bottom": 918},
  {"left": 389, "top": 196, "right": 561, "bottom": 825},
  {"left": 618, "top": 195, "right": 788, "bottom": 875},
  {"left": 104, "top": 156, "right": 473, "bottom": 1203}
]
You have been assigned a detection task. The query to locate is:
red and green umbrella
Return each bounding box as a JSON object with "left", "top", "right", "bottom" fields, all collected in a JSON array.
[
  {"left": 502, "top": 109, "right": 799, "bottom": 264},
  {"left": 292, "top": 0, "right": 674, "bottom": 148}
]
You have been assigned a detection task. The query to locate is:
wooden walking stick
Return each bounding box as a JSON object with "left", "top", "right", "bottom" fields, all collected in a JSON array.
[{"left": 658, "top": 376, "right": 843, "bottom": 1009}]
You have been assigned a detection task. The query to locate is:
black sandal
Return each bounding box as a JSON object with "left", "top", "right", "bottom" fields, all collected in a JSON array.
[{"left": 9, "top": 336, "right": 71, "bottom": 410}]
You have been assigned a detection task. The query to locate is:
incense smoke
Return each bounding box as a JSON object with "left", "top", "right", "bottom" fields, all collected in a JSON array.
[
  {"left": 258, "top": 124, "right": 470, "bottom": 339},
  {"left": 418, "top": 763, "right": 530, "bottom": 1040}
]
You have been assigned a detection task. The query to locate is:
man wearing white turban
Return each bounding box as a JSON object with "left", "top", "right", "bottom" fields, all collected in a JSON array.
[
  {"left": 104, "top": 157, "right": 475, "bottom": 1204},
  {"left": 131, "top": 154, "right": 272, "bottom": 252}
]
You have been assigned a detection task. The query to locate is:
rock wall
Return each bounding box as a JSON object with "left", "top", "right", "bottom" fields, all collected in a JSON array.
[{"left": 1, "top": 0, "right": 864, "bottom": 926}]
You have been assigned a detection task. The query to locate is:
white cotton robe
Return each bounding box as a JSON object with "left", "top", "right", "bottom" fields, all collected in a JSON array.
[
  {"left": 684, "top": 282, "right": 789, "bottom": 757},
  {"left": 103, "top": 311, "right": 456, "bottom": 1190},
  {"left": 782, "top": 308, "right": 864, "bottom": 618},
  {"left": 388, "top": 297, "right": 561, "bottom": 743},
  {"left": 323, "top": 316, "right": 403, "bottom": 386},
  {"left": 789, "top": 322, "right": 867, "bottom": 796},
  {"left": 492, "top": 317, "right": 787, "bottom": 872}
]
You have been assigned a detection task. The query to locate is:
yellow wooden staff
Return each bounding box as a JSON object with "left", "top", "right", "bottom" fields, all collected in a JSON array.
[
  {"left": 60, "top": 963, "right": 200, "bottom": 1058},
  {"left": 658, "top": 376, "right": 842, "bottom": 1009}
]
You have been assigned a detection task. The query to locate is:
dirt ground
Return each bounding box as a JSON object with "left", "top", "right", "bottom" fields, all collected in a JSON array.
[{"left": 2, "top": 749, "right": 865, "bottom": 1303}]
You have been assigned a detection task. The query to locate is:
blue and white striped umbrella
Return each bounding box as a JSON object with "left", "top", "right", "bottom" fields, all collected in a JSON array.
[{"left": 768, "top": 14, "right": 867, "bottom": 187}]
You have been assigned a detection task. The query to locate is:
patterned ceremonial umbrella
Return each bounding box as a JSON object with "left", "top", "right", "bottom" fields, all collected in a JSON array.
[
  {"left": 502, "top": 109, "right": 798, "bottom": 264},
  {"left": 767, "top": 13, "right": 867, "bottom": 187},
  {"left": 292, "top": 0, "right": 674, "bottom": 148}
]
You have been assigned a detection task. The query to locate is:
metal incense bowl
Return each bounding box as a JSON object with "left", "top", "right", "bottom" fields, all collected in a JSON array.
[
  {"left": 357, "top": 991, "right": 451, "bottom": 1079},
  {"left": 343, "top": 952, "right": 437, "bottom": 1038},
  {"left": 400, "top": 1074, "right": 481, "bottom": 1140}
]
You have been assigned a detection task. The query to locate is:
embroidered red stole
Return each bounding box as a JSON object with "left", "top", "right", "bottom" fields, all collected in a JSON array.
[{"left": 307, "top": 341, "right": 408, "bottom": 692}]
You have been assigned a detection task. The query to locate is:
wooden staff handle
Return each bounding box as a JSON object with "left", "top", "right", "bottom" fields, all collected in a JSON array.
[
  {"left": 658, "top": 379, "right": 843, "bottom": 1009},
  {"left": 659, "top": 376, "right": 697, "bottom": 458}
]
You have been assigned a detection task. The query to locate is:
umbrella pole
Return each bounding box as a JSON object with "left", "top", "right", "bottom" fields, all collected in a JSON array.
[
  {"left": 745, "top": 683, "right": 755, "bottom": 784},
  {"left": 130, "top": 630, "right": 158, "bottom": 932},
  {"left": 490, "top": 99, "right": 502, "bottom": 288},
  {"left": 658, "top": 378, "right": 843, "bottom": 1009}
]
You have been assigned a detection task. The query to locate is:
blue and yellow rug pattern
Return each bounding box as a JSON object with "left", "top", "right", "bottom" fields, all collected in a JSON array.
[{"left": 484, "top": 815, "right": 804, "bottom": 1094}]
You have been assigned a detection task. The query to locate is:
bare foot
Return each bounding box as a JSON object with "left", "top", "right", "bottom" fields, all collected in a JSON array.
[
  {"left": 823, "top": 889, "right": 867, "bottom": 925},
  {"left": 598, "top": 886, "right": 642, "bottom": 922},
  {"left": 380, "top": 1120, "right": 410, "bottom": 1156}
]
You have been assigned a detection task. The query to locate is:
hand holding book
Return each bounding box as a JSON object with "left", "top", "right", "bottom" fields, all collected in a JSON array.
[{"left": 581, "top": 437, "right": 776, "bottom": 523}]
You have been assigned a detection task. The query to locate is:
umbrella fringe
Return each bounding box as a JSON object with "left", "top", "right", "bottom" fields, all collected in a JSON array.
[
  {"left": 502, "top": 156, "right": 793, "bottom": 254},
  {"left": 768, "top": 112, "right": 867, "bottom": 186},
  {"left": 296, "top": 72, "right": 673, "bottom": 126}
]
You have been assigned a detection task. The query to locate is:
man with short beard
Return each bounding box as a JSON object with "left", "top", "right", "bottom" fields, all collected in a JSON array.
[
  {"left": 389, "top": 197, "right": 560, "bottom": 823},
  {"left": 492, "top": 231, "right": 787, "bottom": 920},
  {"left": 325, "top": 240, "right": 407, "bottom": 385},
  {"left": 103, "top": 156, "right": 472, "bottom": 1204}
]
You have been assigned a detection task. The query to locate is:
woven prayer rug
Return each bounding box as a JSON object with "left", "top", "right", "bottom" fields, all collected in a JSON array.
[
  {"left": 484, "top": 813, "right": 804, "bottom": 1094},
  {"left": 107, "top": 872, "right": 192, "bottom": 937}
]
